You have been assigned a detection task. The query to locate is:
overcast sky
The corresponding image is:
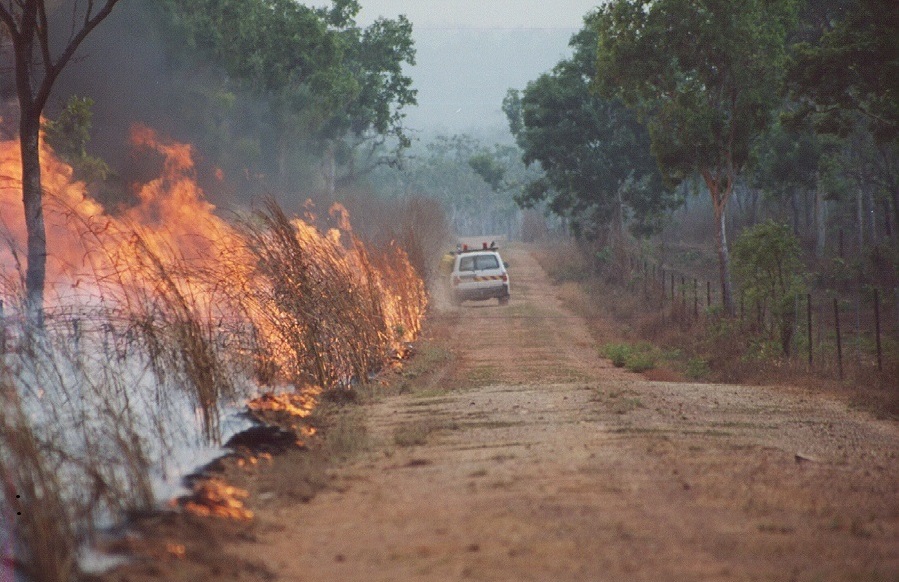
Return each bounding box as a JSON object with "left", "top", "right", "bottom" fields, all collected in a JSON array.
[
  {"left": 325, "top": 1, "right": 604, "bottom": 136},
  {"left": 355, "top": 0, "right": 601, "bottom": 29}
]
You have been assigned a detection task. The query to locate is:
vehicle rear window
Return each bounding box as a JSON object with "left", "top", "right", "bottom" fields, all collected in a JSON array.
[
  {"left": 476, "top": 255, "right": 499, "bottom": 270},
  {"left": 459, "top": 254, "right": 499, "bottom": 271}
]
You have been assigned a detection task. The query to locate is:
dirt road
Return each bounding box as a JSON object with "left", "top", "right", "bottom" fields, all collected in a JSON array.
[{"left": 235, "top": 244, "right": 899, "bottom": 581}]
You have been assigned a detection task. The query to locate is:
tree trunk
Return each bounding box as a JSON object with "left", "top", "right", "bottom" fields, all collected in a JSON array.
[
  {"left": 815, "top": 172, "right": 826, "bottom": 259},
  {"left": 703, "top": 170, "right": 734, "bottom": 315},
  {"left": 20, "top": 111, "right": 46, "bottom": 325},
  {"left": 882, "top": 197, "right": 894, "bottom": 245},
  {"left": 866, "top": 188, "right": 877, "bottom": 245},
  {"left": 856, "top": 185, "right": 865, "bottom": 251},
  {"left": 892, "top": 185, "right": 899, "bottom": 248},
  {"left": 714, "top": 201, "right": 734, "bottom": 314},
  {"left": 790, "top": 191, "right": 800, "bottom": 236},
  {"left": 321, "top": 140, "right": 337, "bottom": 200},
  {"left": 612, "top": 185, "right": 625, "bottom": 245}
]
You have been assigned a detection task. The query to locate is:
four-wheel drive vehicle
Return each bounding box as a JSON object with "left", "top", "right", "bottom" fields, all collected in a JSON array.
[{"left": 449, "top": 246, "right": 510, "bottom": 305}]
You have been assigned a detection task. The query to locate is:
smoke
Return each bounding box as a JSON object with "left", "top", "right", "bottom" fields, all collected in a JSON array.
[{"left": 45, "top": 1, "right": 298, "bottom": 211}]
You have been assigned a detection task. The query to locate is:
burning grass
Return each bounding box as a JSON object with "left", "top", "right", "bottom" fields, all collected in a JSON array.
[
  {"left": 178, "top": 479, "right": 253, "bottom": 521},
  {"left": 0, "top": 125, "right": 432, "bottom": 580}
]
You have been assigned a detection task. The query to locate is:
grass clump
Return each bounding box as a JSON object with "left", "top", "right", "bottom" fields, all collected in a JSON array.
[
  {"left": 601, "top": 342, "right": 658, "bottom": 373},
  {"left": 393, "top": 419, "right": 446, "bottom": 447},
  {"left": 685, "top": 357, "right": 710, "bottom": 380}
]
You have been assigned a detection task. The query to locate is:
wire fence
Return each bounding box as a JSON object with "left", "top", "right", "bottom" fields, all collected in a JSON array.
[{"left": 622, "top": 254, "right": 898, "bottom": 383}]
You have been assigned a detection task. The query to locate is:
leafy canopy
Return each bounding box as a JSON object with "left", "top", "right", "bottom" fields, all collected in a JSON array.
[
  {"left": 43, "top": 95, "right": 111, "bottom": 183},
  {"left": 785, "top": 0, "right": 899, "bottom": 144},
  {"left": 594, "top": 0, "right": 799, "bottom": 186},
  {"left": 156, "top": 0, "right": 416, "bottom": 173},
  {"left": 508, "top": 12, "right": 677, "bottom": 238}
]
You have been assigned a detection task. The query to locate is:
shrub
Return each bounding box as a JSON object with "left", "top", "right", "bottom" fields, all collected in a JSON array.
[
  {"left": 601, "top": 342, "right": 657, "bottom": 372},
  {"left": 625, "top": 351, "right": 656, "bottom": 373},
  {"left": 601, "top": 343, "right": 632, "bottom": 367},
  {"left": 732, "top": 220, "right": 807, "bottom": 356},
  {"left": 685, "top": 357, "right": 710, "bottom": 380}
]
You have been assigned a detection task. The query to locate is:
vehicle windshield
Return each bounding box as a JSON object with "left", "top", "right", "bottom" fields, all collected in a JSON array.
[{"left": 459, "top": 254, "right": 500, "bottom": 272}]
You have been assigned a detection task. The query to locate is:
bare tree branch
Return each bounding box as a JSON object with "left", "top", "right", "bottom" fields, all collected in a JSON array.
[{"left": 34, "top": 0, "right": 121, "bottom": 112}]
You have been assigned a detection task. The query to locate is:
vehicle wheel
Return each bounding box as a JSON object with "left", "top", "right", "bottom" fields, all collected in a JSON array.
[{"left": 498, "top": 296, "right": 509, "bottom": 306}]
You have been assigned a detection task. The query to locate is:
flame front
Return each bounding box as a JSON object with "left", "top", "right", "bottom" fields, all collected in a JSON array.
[{"left": 0, "top": 123, "right": 426, "bottom": 376}]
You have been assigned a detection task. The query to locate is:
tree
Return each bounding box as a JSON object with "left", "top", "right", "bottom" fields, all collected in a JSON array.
[
  {"left": 324, "top": 10, "right": 417, "bottom": 191},
  {"left": 0, "top": 0, "right": 122, "bottom": 321},
  {"left": 508, "top": 13, "right": 676, "bottom": 242},
  {"left": 785, "top": 0, "right": 899, "bottom": 243},
  {"left": 732, "top": 220, "right": 806, "bottom": 355},
  {"left": 594, "top": 0, "right": 799, "bottom": 313},
  {"left": 43, "top": 95, "right": 111, "bottom": 184},
  {"left": 748, "top": 120, "right": 822, "bottom": 236},
  {"left": 157, "top": 0, "right": 416, "bottom": 196},
  {"left": 785, "top": 0, "right": 898, "bottom": 143}
]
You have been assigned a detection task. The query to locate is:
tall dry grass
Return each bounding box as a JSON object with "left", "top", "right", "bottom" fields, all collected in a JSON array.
[{"left": 0, "top": 194, "right": 434, "bottom": 581}]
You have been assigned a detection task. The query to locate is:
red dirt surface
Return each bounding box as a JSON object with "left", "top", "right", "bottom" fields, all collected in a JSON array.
[{"left": 103, "top": 243, "right": 899, "bottom": 581}]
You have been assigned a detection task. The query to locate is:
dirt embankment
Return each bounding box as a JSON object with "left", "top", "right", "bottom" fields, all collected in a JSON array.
[{"left": 105, "top": 243, "right": 899, "bottom": 581}]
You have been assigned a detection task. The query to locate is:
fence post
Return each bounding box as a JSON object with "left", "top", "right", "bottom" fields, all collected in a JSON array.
[
  {"left": 807, "top": 293, "right": 813, "bottom": 367},
  {"left": 895, "top": 288, "right": 899, "bottom": 331},
  {"left": 671, "top": 272, "right": 675, "bottom": 304},
  {"left": 874, "top": 288, "right": 882, "bottom": 372},
  {"left": 834, "top": 298, "right": 843, "bottom": 381},
  {"left": 0, "top": 300, "right": 5, "bottom": 354},
  {"left": 661, "top": 268, "right": 666, "bottom": 301},
  {"left": 694, "top": 278, "right": 699, "bottom": 318},
  {"left": 707, "top": 281, "right": 712, "bottom": 307}
]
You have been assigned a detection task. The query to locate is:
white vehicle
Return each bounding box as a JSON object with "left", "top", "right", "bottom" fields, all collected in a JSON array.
[{"left": 449, "top": 243, "right": 510, "bottom": 306}]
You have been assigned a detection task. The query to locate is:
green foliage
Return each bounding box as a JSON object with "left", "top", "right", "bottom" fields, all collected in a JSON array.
[
  {"left": 749, "top": 120, "right": 822, "bottom": 201},
  {"left": 153, "top": 0, "right": 416, "bottom": 187},
  {"left": 595, "top": 0, "right": 799, "bottom": 186},
  {"left": 685, "top": 357, "right": 710, "bottom": 380},
  {"left": 373, "top": 134, "right": 532, "bottom": 237},
  {"left": 468, "top": 153, "right": 507, "bottom": 192},
  {"left": 602, "top": 343, "right": 631, "bottom": 367},
  {"left": 508, "top": 12, "right": 678, "bottom": 240},
  {"left": 732, "top": 220, "right": 807, "bottom": 354},
  {"left": 600, "top": 342, "right": 657, "bottom": 372},
  {"left": 625, "top": 351, "right": 656, "bottom": 373},
  {"left": 43, "top": 96, "right": 111, "bottom": 183},
  {"left": 594, "top": 0, "right": 800, "bottom": 312},
  {"left": 785, "top": 0, "right": 899, "bottom": 144}
]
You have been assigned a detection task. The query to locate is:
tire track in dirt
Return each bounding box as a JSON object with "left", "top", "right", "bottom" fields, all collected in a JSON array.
[{"left": 237, "top": 243, "right": 899, "bottom": 581}]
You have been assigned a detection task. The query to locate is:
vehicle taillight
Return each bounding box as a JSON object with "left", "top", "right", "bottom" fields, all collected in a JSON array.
[
  {"left": 452, "top": 276, "right": 460, "bottom": 286},
  {"left": 501, "top": 274, "right": 508, "bottom": 282}
]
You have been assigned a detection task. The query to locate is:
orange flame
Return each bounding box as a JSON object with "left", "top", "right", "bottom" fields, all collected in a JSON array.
[
  {"left": 181, "top": 478, "right": 253, "bottom": 520},
  {"left": 247, "top": 389, "right": 321, "bottom": 419},
  {"left": 0, "top": 123, "right": 426, "bottom": 387}
]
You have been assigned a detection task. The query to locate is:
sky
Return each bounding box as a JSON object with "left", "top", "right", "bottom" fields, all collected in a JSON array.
[
  {"left": 354, "top": 0, "right": 601, "bottom": 29},
  {"left": 335, "top": 0, "right": 604, "bottom": 135}
]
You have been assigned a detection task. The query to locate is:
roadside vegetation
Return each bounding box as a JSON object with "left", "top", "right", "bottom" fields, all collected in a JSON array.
[
  {"left": 508, "top": 0, "right": 897, "bottom": 417},
  {"left": 536, "top": 241, "right": 899, "bottom": 418}
]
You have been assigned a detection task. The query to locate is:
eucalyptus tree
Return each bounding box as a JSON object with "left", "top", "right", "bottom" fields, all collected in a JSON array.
[
  {"left": 506, "top": 13, "right": 675, "bottom": 242},
  {"left": 158, "top": 0, "right": 416, "bottom": 196},
  {"left": 785, "top": 0, "right": 899, "bottom": 246},
  {"left": 0, "top": 0, "right": 122, "bottom": 322},
  {"left": 594, "top": 0, "right": 799, "bottom": 313}
]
